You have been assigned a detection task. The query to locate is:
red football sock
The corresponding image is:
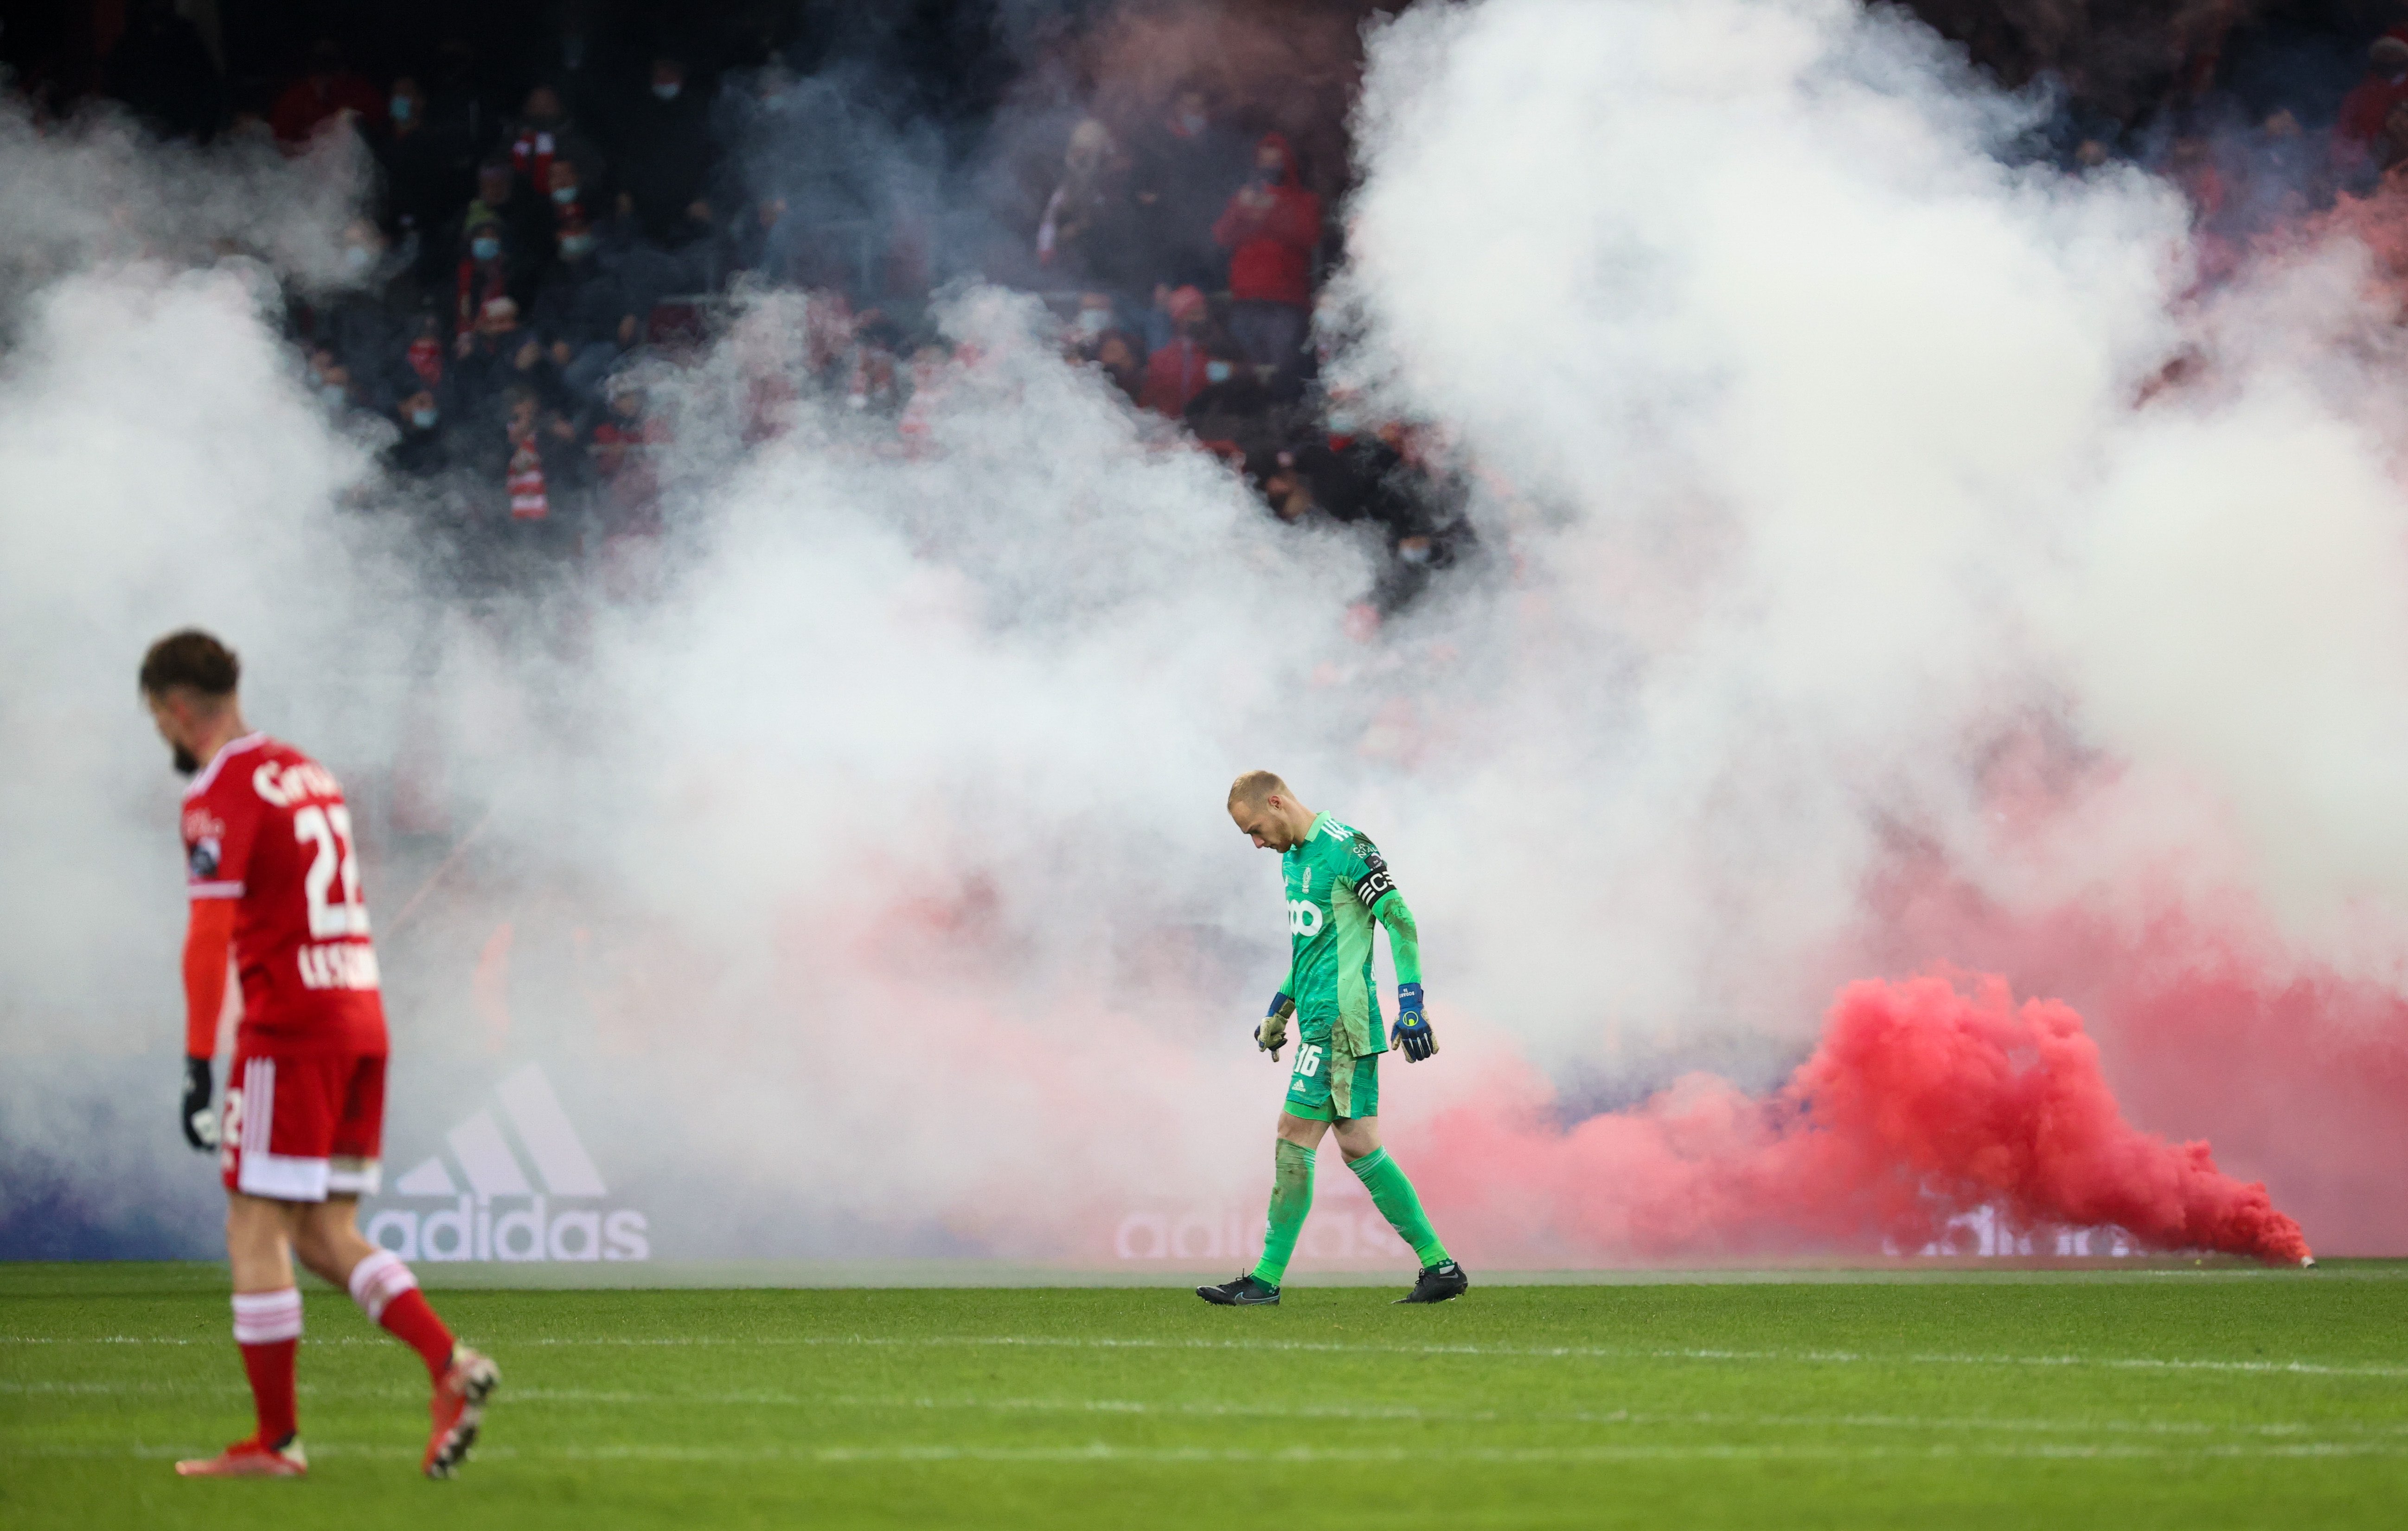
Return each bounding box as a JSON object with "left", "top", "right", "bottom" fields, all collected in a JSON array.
[
  {"left": 378, "top": 1289, "right": 456, "bottom": 1380},
  {"left": 239, "top": 1340, "right": 300, "bottom": 1443},
  {"left": 231, "top": 1288, "right": 304, "bottom": 1446},
  {"left": 348, "top": 1249, "right": 456, "bottom": 1379}
]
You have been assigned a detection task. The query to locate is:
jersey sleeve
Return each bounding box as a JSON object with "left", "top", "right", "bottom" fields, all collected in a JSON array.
[
  {"left": 183, "top": 778, "right": 260, "bottom": 900},
  {"left": 1341, "top": 832, "right": 1422, "bottom": 985},
  {"left": 1339, "top": 832, "right": 1401, "bottom": 913}
]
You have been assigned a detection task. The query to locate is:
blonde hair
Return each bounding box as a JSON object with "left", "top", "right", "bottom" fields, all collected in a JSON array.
[{"left": 1228, "top": 770, "right": 1289, "bottom": 807}]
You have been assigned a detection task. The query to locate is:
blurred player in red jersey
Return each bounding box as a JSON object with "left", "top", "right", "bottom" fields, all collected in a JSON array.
[{"left": 141, "top": 630, "right": 499, "bottom": 1480}]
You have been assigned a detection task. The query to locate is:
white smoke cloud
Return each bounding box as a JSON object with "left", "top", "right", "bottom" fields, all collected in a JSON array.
[
  {"left": 7, "top": 0, "right": 2408, "bottom": 1260},
  {"left": 1334, "top": 0, "right": 2408, "bottom": 1038}
]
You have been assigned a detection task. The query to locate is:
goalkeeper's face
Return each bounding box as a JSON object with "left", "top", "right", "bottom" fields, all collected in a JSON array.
[{"left": 1230, "top": 796, "right": 1300, "bottom": 851}]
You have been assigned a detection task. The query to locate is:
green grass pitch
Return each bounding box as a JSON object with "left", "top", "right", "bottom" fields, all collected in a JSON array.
[{"left": 4, "top": 1262, "right": 2403, "bottom": 1530}]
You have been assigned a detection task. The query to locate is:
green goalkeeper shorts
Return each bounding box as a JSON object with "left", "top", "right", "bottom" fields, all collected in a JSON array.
[{"left": 1283, "top": 1038, "right": 1379, "bottom": 1122}]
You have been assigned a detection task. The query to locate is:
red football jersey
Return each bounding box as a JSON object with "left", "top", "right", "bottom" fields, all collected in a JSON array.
[{"left": 181, "top": 734, "right": 388, "bottom": 1054}]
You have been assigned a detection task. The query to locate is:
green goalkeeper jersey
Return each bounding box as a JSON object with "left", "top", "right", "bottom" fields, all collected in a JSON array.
[{"left": 1281, "top": 812, "right": 1422, "bottom": 1060}]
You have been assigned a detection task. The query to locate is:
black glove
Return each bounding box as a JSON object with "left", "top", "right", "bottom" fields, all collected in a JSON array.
[{"left": 181, "top": 1056, "right": 219, "bottom": 1151}]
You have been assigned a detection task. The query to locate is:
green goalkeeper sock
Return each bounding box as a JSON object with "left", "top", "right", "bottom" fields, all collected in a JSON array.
[
  {"left": 1349, "top": 1147, "right": 1450, "bottom": 1266},
  {"left": 1250, "top": 1139, "right": 1316, "bottom": 1287}
]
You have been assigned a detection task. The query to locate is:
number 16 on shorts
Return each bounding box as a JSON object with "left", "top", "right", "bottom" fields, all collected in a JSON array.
[{"left": 1292, "top": 1044, "right": 1325, "bottom": 1080}]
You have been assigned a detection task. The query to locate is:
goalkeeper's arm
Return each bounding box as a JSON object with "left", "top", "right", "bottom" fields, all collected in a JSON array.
[{"left": 1377, "top": 894, "right": 1436, "bottom": 1061}]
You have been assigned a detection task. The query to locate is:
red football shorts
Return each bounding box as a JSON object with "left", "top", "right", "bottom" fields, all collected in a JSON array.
[{"left": 220, "top": 1049, "right": 387, "bottom": 1201}]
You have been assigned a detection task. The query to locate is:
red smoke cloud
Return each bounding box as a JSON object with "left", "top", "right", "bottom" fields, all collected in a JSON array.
[{"left": 1409, "top": 972, "right": 2311, "bottom": 1265}]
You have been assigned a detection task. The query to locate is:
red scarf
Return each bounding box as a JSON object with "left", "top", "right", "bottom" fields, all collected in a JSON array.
[
  {"left": 506, "top": 434, "right": 549, "bottom": 520},
  {"left": 510, "top": 130, "right": 556, "bottom": 198}
]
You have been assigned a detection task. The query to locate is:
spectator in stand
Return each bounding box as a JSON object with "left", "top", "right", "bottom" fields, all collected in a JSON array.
[
  {"left": 1213, "top": 133, "right": 1322, "bottom": 366},
  {"left": 307, "top": 346, "right": 363, "bottom": 417},
  {"left": 440, "top": 384, "right": 584, "bottom": 588},
  {"left": 1092, "top": 331, "right": 1144, "bottom": 405},
  {"left": 1140, "top": 285, "right": 1214, "bottom": 416},
  {"left": 269, "top": 38, "right": 384, "bottom": 150},
  {"left": 102, "top": 0, "right": 224, "bottom": 142},
  {"left": 1129, "top": 80, "right": 1250, "bottom": 287},
  {"left": 451, "top": 214, "right": 522, "bottom": 338},
  {"left": 508, "top": 85, "right": 611, "bottom": 215},
  {"left": 397, "top": 308, "right": 449, "bottom": 402},
  {"left": 1037, "top": 119, "right": 1145, "bottom": 296},
  {"left": 530, "top": 219, "right": 640, "bottom": 401},
  {"left": 452, "top": 162, "right": 552, "bottom": 308},
  {"left": 585, "top": 375, "right": 667, "bottom": 538},
  {"left": 377, "top": 77, "right": 456, "bottom": 249},
  {"left": 1063, "top": 291, "right": 1118, "bottom": 356},
  {"left": 840, "top": 326, "right": 903, "bottom": 414},
  {"left": 621, "top": 53, "right": 720, "bottom": 249},
  {"left": 2337, "top": 37, "right": 2408, "bottom": 180},
  {"left": 540, "top": 158, "right": 604, "bottom": 250},
  {"left": 451, "top": 296, "right": 556, "bottom": 422},
  {"left": 1183, "top": 347, "right": 1279, "bottom": 458},
  {"left": 1255, "top": 448, "right": 1317, "bottom": 524},
  {"left": 389, "top": 387, "right": 453, "bottom": 479},
  {"left": 311, "top": 220, "right": 418, "bottom": 412}
]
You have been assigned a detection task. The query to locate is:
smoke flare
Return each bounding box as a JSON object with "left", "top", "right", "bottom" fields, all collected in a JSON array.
[{"left": 1413, "top": 973, "right": 2311, "bottom": 1264}]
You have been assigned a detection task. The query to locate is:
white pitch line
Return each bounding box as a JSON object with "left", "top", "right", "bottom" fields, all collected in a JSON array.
[
  {"left": 7, "top": 1379, "right": 2402, "bottom": 1446},
  {"left": 8, "top": 1332, "right": 2405, "bottom": 1379}
]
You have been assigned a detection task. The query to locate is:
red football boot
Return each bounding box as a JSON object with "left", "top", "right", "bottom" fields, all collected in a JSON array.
[
  {"left": 423, "top": 1345, "right": 500, "bottom": 1479},
  {"left": 175, "top": 1434, "right": 308, "bottom": 1477}
]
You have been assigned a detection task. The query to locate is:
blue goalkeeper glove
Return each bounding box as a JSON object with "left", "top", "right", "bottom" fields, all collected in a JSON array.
[
  {"left": 1389, "top": 983, "right": 1436, "bottom": 1062},
  {"left": 1255, "top": 992, "right": 1293, "bottom": 1060}
]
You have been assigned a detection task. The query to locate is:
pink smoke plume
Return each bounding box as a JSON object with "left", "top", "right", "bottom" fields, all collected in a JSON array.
[{"left": 1406, "top": 972, "right": 2311, "bottom": 1266}]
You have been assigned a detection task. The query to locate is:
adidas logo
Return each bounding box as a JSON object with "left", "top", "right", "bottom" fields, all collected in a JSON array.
[{"left": 364, "top": 1063, "right": 649, "bottom": 1263}]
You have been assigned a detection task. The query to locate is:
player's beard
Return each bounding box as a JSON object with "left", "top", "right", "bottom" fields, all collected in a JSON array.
[{"left": 172, "top": 744, "right": 199, "bottom": 776}]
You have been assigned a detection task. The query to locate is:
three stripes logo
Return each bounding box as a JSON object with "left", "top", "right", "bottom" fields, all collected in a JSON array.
[{"left": 363, "top": 1063, "right": 649, "bottom": 1263}]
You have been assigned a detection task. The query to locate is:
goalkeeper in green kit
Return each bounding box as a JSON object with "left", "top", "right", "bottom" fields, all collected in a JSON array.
[{"left": 1200, "top": 771, "right": 1468, "bottom": 1307}]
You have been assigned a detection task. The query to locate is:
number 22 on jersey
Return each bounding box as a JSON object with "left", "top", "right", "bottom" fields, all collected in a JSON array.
[{"left": 295, "top": 804, "right": 369, "bottom": 938}]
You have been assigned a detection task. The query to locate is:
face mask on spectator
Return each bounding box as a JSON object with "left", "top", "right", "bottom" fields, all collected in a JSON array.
[
  {"left": 653, "top": 82, "right": 682, "bottom": 102},
  {"left": 1327, "top": 408, "right": 1361, "bottom": 437},
  {"left": 320, "top": 384, "right": 348, "bottom": 408},
  {"left": 553, "top": 185, "right": 579, "bottom": 205},
  {"left": 343, "top": 244, "right": 374, "bottom": 273},
  {"left": 472, "top": 236, "right": 501, "bottom": 261},
  {"left": 411, "top": 407, "right": 439, "bottom": 429},
  {"left": 560, "top": 234, "right": 595, "bottom": 259},
  {"left": 391, "top": 96, "right": 413, "bottom": 122},
  {"left": 1397, "top": 540, "right": 1435, "bottom": 566},
  {"left": 1076, "top": 308, "right": 1110, "bottom": 336},
  {"left": 1179, "top": 110, "right": 1206, "bottom": 134},
  {"left": 1205, "top": 360, "right": 1234, "bottom": 385}
]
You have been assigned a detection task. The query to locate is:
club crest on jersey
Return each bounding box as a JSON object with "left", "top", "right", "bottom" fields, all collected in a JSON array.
[{"left": 188, "top": 836, "right": 222, "bottom": 880}]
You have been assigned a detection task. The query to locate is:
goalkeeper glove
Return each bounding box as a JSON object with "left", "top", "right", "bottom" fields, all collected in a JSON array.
[
  {"left": 181, "top": 1056, "right": 219, "bottom": 1151},
  {"left": 1255, "top": 992, "right": 1294, "bottom": 1060},
  {"left": 1390, "top": 983, "right": 1437, "bottom": 1062}
]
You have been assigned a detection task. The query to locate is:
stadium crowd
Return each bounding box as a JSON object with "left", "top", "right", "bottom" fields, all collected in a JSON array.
[
  {"left": 26, "top": 2, "right": 1477, "bottom": 617},
  {"left": 25, "top": 1, "right": 2408, "bottom": 616}
]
